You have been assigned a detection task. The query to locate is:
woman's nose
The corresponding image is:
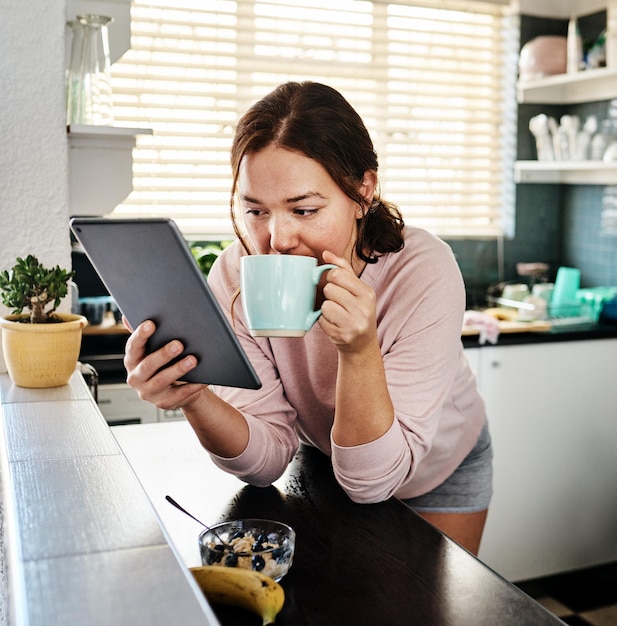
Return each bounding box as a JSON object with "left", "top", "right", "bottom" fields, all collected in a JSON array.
[{"left": 269, "top": 217, "right": 298, "bottom": 253}]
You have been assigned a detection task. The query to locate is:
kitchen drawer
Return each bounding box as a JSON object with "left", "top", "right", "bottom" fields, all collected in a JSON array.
[
  {"left": 97, "top": 384, "right": 158, "bottom": 424},
  {"left": 158, "top": 407, "right": 185, "bottom": 422}
]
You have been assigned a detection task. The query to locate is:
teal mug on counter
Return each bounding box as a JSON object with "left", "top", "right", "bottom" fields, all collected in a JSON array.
[
  {"left": 550, "top": 267, "right": 581, "bottom": 317},
  {"left": 240, "top": 255, "right": 337, "bottom": 337}
]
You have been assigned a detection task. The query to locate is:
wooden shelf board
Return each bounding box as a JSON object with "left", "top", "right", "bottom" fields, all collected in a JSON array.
[
  {"left": 68, "top": 124, "right": 153, "bottom": 137},
  {"left": 517, "top": 68, "right": 617, "bottom": 105},
  {"left": 515, "top": 160, "right": 617, "bottom": 184}
]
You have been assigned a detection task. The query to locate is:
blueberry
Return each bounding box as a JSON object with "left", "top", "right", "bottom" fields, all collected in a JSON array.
[
  {"left": 224, "top": 552, "right": 238, "bottom": 567},
  {"left": 252, "top": 541, "right": 265, "bottom": 552},
  {"left": 206, "top": 549, "right": 223, "bottom": 564},
  {"left": 256, "top": 533, "right": 269, "bottom": 544},
  {"left": 252, "top": 555, "right": 266, "bottom": 571},
  {"left": 231, "top": 531, "right": 244, "bottom": 540}
]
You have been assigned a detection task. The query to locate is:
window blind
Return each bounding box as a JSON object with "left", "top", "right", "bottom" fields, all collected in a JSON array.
[{"left": 110, "top": 0, "right": 519, "bottom": 239}]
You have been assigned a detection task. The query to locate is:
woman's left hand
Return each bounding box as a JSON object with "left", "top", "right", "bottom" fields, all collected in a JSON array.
[{"left": 318, "top": 250, "right": 378, "bottom": 354}]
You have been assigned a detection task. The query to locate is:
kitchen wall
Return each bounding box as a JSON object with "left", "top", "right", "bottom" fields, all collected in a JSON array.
[
  {"left": 0, "top": 2, "right": 71, "bottom": 372},
  {"left": 564, "top": 185, "right": 617, "bottom": 285},
  {"left": 0, "top": 4, "right": 614, "bottom": 335}
]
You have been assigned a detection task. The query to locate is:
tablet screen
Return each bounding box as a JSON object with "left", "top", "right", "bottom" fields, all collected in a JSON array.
[{"left": 70, "top": 217, "right": 261, "bottom": 389}]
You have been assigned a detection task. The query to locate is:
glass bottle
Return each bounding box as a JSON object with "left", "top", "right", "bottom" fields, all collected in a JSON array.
[
  {"left": 66, "top": 14, "right": 114, "bottom": 126},
  {"left": 66, "top": 19, "right": 84, "bottom": 124},
  {"left": 567, "top": 17, "right": 583, "bottom": 73}
]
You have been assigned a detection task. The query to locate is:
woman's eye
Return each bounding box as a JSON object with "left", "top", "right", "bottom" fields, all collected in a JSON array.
[{"left": 294, "top": 208, "right": 318, "bottom": 217}]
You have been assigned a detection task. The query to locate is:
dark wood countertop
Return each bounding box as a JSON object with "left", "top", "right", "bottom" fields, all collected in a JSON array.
[
  {"left": 82, "top": 320, "right": 617, "bottom": 345},
  {"left": 113, "top": 421, "right": 562, "bottom": 626},
  {"left": 81, "top": 321, "right": 617, "bottom": 385},
  {"left": 462, "top": 320, "right": 617, "bottom": 348}
]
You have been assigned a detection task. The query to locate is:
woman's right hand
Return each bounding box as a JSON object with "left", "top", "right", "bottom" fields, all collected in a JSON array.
[{"left": 123, "top": 319, "right": 204, "bottom": 411}]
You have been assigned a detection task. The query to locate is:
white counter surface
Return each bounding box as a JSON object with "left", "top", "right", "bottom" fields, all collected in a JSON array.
[
  {"left": 110, "top": 419, "right": 249, "bottom": 569},
  {"left": 0, "top": 371, "right": 220, "bottom": 626}
]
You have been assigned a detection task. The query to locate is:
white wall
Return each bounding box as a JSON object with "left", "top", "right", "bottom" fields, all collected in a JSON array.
[{"left": 0, "top": 1, "right": 70, "bottom": 371}]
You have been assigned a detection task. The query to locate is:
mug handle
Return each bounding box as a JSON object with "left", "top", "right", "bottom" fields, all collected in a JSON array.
[{"left": 304, "top": 264, "right": 338, "bottom": 330}]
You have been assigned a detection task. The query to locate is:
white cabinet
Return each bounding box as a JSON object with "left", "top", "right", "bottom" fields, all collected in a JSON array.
[
  {"left": 97, "top": 383, "right": 158, "bottom": 425},
  {"left": 65, "top": 0, "right": 153, "bottom": 216},
  {"left": 476, "top": 339, "right": 617, "bottom": 581},
  {"left": 68, "top": 125, "right": 152, "bottom": 216},
  {"left": 97, "top": 383, "right": 185, "bottom": 425}
]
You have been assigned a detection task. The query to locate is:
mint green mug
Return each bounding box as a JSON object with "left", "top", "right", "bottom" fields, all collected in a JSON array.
[{"left": 240, "top": 255, "right": 337, "bottom": 337}]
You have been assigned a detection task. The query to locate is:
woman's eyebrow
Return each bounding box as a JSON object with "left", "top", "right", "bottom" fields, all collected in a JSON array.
[
  {"left": 240, "top": 191, "right": 326, "bottom": 205},
  {"left": 286, "top": 191, "right": 326, "bottom": 203},
  {"left": 240, "top": 194, "right": 261, "bottom": 204}
]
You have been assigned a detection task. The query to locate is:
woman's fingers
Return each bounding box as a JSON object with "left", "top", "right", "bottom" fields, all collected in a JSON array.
[
  {"left": 124, "top": 320, "right": 200, "bottom": 408},
  {"left": 123, "top": 319, "right": 156, "bottom": 373},
  {"left": 318, "top": 251, "right": 377, "bottom": 348},
  {"left": 121, "top": 315, "right": 133, "bottom": 332}
]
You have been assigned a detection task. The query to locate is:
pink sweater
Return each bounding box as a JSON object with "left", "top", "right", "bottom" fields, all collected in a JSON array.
[{"left": 207, "top": 227, "right": 486, "bottom": 502}]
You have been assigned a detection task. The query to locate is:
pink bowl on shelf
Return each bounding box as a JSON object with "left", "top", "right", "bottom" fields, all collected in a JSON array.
[{"left": 519, "top": 36, "right": 567, "bottom": 82}]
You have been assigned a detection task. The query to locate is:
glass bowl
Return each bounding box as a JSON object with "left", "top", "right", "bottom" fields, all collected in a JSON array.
[{"left": 198, "top": 519, "right": 295, "bottom": 582}]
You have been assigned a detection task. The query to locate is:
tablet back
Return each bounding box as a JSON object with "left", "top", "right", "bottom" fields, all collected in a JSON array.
[{"left": 70, "top": 217, "right": 261, "bottom": 389}]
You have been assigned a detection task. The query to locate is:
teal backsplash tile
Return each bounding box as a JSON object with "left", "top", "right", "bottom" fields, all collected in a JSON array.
[{"left": 564, "top": 186, "right": 617, "bottom": 287}]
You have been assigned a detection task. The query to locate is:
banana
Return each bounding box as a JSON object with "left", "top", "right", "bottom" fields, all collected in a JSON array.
[
  {"left": 483, "top": 307, "right": 518, "bottom": 321},
  {"left": 190, "top": 565, "right": 285, "bottom": 625}
]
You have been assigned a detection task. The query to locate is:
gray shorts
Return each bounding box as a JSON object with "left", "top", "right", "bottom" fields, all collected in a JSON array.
[{"left": 401, "top": 420, "right": 493, "bottom": 514}]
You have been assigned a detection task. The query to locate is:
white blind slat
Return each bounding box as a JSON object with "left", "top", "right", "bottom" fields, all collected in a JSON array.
[{"left": 109, "top": 0, "right": 517, "bottom": 238}]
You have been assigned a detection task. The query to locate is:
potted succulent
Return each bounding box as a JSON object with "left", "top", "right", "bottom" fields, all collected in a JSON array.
[{"left": 0, "top": 255, "right": 87, "bottom": 388}]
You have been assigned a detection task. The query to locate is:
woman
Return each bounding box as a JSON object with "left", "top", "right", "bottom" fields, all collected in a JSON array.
[{"left": 124, "top": 81, "right": 492, "bottom": 555}]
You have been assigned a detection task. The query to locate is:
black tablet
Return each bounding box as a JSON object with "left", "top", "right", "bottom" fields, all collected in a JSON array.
[{"left": 70, "top": 217, "right": 261, "bottom": 389}]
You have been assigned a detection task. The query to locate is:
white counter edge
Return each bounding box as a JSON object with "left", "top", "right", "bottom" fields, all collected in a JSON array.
[{"left": 0, "top": 371, "right": 220, "bottom": 626}]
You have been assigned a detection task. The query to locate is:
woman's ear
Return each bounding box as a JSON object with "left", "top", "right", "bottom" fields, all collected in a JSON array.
[{"left": 359, "top": 170, "right": 378, "bottom": 203}]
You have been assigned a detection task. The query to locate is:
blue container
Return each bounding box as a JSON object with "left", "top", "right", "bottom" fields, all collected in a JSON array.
[
  {"left": 79, "top": 295, "right": 116, "bottom": 325},
  {"left": 600, "top": 297, "right": 617, "bottom": 323},
  {"left": 549, "top": 267, "right": 581, "bottom": 317},
  {"left": 576, "top": 287, "right": 617, "bottom": 322}
]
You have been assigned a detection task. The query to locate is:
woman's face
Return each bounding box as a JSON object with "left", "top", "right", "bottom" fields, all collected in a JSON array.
[{"left": 237, "top": 145, "right": 375, "bottom": 272}]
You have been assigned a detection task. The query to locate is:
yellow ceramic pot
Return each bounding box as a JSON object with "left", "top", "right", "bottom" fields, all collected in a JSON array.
[{"left": 0, "top": 313, "right": 88, "bottom": 388}]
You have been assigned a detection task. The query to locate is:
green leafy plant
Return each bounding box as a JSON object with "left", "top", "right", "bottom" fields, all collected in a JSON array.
[
  {"left": 0, "top": 255, "right": 75, "bottom": 324},
  {"left": 190, "top": 241, "right": 233, "bottom": 276}
]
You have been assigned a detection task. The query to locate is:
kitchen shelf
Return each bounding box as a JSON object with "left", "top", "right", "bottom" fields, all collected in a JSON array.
[
  {"left": 83, "top": 323, "right": 129, "bottom": 335},
  {"left": 68, "top": 124, "right": 152, "bottom": 138},
  {"left": 517, "top": 67, "right": 617, "bottom": 105},
  {"left": 514, "top": 160, "right": 617, "bottom": 184},
  {"left": 68, "top": 124, "right": 152, "bottom": 216},
  {"left": 519, "top": 0, "right": 608, "bottom": 19},
  {"left": 516, "top": 1, "right": 617, "bottom": 187}
]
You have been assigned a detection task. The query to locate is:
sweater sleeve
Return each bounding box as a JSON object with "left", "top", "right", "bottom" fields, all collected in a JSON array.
[
  {"left": 330, "top": 230, "right": 473, "bottom": 502},
  {"left": 204, "top": 232, "right": 483, "bottom": 503},
  {"left": 205, "top": 243, "right": 302, "bottom": 486}
]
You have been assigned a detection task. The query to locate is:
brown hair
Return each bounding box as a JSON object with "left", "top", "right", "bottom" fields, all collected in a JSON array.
[{"left": 229, "top": 81, "right": 404, "bottom": 264}]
